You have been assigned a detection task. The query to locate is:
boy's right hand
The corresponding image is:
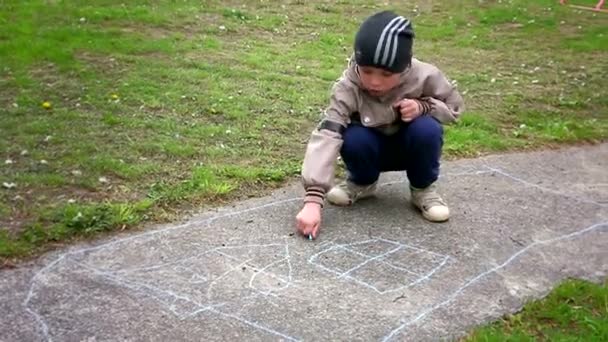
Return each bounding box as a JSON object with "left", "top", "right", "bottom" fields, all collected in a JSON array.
[
  {"left": 393, "top": 98, "right": 422, "bottom": 122},
  {"left": 296, "top": 202, "right": 322, "bottom": 239}
]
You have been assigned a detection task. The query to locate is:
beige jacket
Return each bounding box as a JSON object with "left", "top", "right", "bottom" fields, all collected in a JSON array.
[{"left": 301, "top": 57, "right": 465, "bottom": 206}]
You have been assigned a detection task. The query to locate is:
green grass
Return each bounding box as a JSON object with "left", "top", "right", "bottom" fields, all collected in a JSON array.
[
  {"left": 465, "top": 279, "right": 608, "bottom": 341},
  {"left": 1, "top": 0, "right": 607, "bottom": 261}
]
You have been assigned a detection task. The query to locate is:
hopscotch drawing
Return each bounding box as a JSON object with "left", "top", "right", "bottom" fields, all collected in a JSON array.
[
  {"left": 73, "top": 241, "right": 295, "bottom": 320},
  {"left": 309, "top": 238, "right": 450, "bottom": 294}
]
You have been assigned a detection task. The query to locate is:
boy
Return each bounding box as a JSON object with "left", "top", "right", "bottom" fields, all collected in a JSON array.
[{"left": 296, "top": 10, "right": 464, "bottom": 239}]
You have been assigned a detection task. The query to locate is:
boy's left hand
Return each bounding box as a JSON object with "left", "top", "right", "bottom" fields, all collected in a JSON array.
[{"left": 393, "top": 99, "right": 422, "bottom": 123}]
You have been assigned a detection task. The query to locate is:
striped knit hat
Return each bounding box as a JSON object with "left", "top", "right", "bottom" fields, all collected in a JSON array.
[{"left": 354, "top": 11, "right": 414, "bottom": 73}]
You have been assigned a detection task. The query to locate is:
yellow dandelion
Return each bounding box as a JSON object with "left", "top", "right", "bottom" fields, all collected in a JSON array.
[
  {"left": 42, "top": 101, "right": 52, "bottom": 109},
  {"left": 111, "top": 94, "right": 119, "bottom": 100}
]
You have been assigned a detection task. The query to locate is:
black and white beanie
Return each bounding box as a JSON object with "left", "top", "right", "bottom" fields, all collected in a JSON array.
[{"left": 354, "top": 11, "right": 415, "bottom": 73}]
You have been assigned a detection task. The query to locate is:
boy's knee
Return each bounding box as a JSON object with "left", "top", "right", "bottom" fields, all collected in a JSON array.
[
  {"left": 408, "top": 116, "right": 443, "bottom": 145},
  {"left": 342, "top": 126, "right": 379, "bottom": 157}
]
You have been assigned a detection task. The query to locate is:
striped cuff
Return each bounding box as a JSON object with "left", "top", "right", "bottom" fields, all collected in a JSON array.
[
  {"left": 416, "top": 99, "right": 432, "bottom": 115},
  {"left": 304, "top": 186, "right": 325, "bottom": 207}
]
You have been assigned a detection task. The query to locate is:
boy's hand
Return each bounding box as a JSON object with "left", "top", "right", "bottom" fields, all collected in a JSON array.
[
  {"left": 296, "top": 202, "right": 322, "bottom": 239},
  {"left": 393, "top": 99, "right": 422, "bottom": 122}
]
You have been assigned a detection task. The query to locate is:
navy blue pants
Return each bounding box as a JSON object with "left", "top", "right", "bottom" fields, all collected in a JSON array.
[{"left": 341, "top": 115, "right": 443, "bottom": 189}]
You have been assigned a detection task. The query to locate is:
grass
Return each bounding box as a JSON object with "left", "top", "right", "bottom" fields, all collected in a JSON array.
[
  {"left": 464, "top": 278, "right": 608, "bottom": 341},
  {"left": 1, "top": 0, "right": 607, "bottom": 262}
]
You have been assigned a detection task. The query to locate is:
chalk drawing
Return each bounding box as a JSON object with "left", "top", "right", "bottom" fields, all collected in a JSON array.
[
  {"left": 20, "top": 166, "right": 607, "bottom": 341},
  {"left": 309, "top": 238, "right": 451, "bottom": 294},
  {"left": 75, "top": 241, "right": 300, "bottom": 340}
]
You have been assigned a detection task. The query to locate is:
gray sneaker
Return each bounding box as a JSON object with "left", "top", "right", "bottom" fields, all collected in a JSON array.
[
  {"left": 326, "top": 180, "right": 377, "bottom": 206},
  {"left": 410, "top": 183, "right": 450, "bottom": 222}
]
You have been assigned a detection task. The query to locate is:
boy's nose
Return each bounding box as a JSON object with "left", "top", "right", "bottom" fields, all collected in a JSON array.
[{"left": 369, "top": 77, "right": 382, "bottom": 88}]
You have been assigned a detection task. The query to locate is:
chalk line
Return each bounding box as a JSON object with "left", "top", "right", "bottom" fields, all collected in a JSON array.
[
  {"left": 209, "top": 308, "right": 301, "bottom": 341},
  {"left": 404, "top": 256, "right": 451, "bottom": 289},
  {"left": 248, "top": 256, "right": 291, "bottom": 291},
  {"left": 309, "top": 239, "right": 451, "bottom": 295},
  {"left": 73, "top": 260, "right": 225, "bottom": 320},
  {"left": 22, "top": 255, "right": 67, "bottom": 342},
  {"left": 338, "top": 245, "right": 403, "bottom": 278},
  {"left": 336, "top": 245, "right": 423, "bottom": 277},
  {"left": 382, "top": 221, "right": 608, "bottom": 342},
  {"left": 206, "top": 259, "right": 252, "bottom": 300},
  {"left": 483, "top": 165, "right": 606, "bottom": 207}
]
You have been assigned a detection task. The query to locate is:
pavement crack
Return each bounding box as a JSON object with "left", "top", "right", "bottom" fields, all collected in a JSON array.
[
  {"left": 509, "top": 236, "right": 525, "bottom": 247},
  {"left": 393, "top": 294, "right": 407, "bottom": 303}
]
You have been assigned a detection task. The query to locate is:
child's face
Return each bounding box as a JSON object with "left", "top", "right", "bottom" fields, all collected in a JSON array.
[{"left": 357, "top": 65, "right": 401, "bottom": 97}]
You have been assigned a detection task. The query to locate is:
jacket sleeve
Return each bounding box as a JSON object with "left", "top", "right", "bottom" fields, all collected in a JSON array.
[
  {"left": 419, "top": 66, "right": 465, "bottom": 124},
  {"left": 301, "top": 80, "right": 355, "bottom": 206}
]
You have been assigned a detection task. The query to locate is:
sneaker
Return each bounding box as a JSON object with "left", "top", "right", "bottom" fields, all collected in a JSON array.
[
  {"left": 326, "top": 180, "right": 377, "bottom": 206},
  {"left": 410, "top": 183, "right": 450, "bottom": 222}
]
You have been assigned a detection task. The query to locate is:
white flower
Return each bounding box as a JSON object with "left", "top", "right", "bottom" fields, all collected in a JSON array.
[
  {"left": 71, "top": 170, "right": 82, "bottom": 176},
  {"left": 20, "top": 150, "right": 28, "bottom": 156},
  {"left": 99, "top": 177, "right": 109, "bottom": 183},
  {"left": 5, "top": 159, "right": 13, "bottom": 165},
  {"left": 40, "top": 160, "right": 48, "bottom": 165}
]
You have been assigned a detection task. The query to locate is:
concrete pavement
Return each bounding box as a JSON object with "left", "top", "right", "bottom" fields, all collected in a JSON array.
[{"left": 1, "top": 144, "right": 607, "bottom": 341}]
